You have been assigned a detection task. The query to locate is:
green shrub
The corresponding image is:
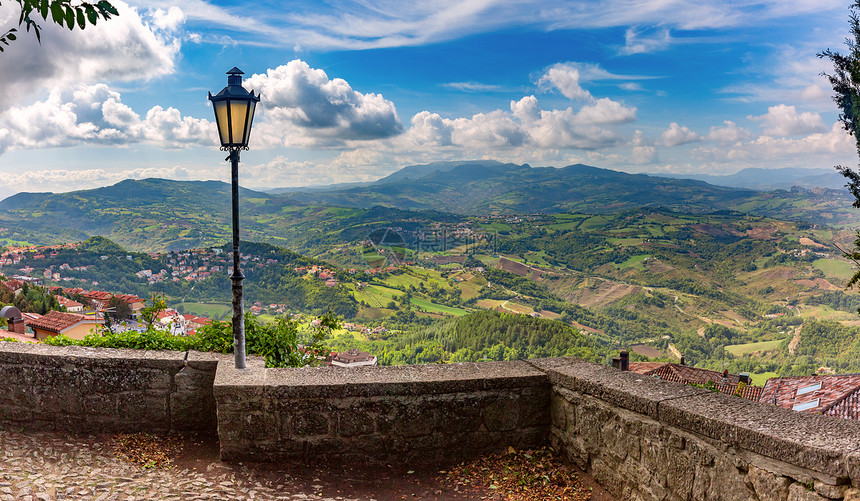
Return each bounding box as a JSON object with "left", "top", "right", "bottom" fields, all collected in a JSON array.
[{"left": 42, "top": 311, "right": 335, "bottom": 368}]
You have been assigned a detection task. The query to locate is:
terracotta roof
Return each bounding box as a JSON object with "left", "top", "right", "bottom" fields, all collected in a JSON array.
[
  {"left": 639, "top": 363, "right": 763, "bottom": 401},
  {"left": 628, "top": 362, "right": 669, "bottom": 374},
  {"left": 23, "top": 310, "right": 100, "bottom": 333},
  {"left": 332, "top": 349, "right": 375, "bottom": 364},
  {"left": 760, "top": 374, "right": 860, "bottom": 418},
  {"left": 55, "top": 296, "right": 83, "bottom": 309},
  {"left": 825, "top": 387, "right": 860, "bottom": 420}
]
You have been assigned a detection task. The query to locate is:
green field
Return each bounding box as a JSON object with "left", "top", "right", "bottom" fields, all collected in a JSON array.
[
  {"left": 617, "top": 254, "right": 651, "bottom": 271},
  {"left": 176, "top": 302, "right": 231, "bottom": 319},
  {"left": 813, "top": 259, "right": 855, "bottom": 281},
  {"left": 750, "top": 372, "right": 779, "bottom": 386},
  {"left": 410, "top": 297, "right": 468, "bottom": 316},
  {"left": 724, "top": 339, "right": 785, "bottom": 356}
]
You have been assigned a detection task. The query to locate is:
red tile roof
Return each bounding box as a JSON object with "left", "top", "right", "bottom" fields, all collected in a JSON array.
[
  {"left": 23, "top": 310, "right": 100, "bottom": 334},
  {"left": 760, "top": 374, "right": 860, "bottom": 418},
  {"left": 628, "top": 362, "right": 669, "bottom": 374},
  {"left": 638, "top": 363, "right": 763, "bottom": 401}
]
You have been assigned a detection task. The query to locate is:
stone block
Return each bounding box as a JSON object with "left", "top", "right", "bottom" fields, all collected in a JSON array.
[
  {"left": 544, "top": 360, "right": 710, "bottom": 419},
  {"left": 482, "top": 394, "right": 520, "bottom": 432},
  {"left": 291, "top": 412, "right": 332, "bottom": 437},
  {"left": 813, "top": 480, "right": 846, "bottom": 500},
  {"left": 337, "top": 410, "right": 375, "bottom": 437},
  {"left": 550, "top": 393, "right": 566, "bottom": 430},
  {"left": 436, "top": 395, "right": 483, "bottom": 433},
  {"left": 844, "top": 487, "right": 860, "bottom": 501},
  {"left": 660, "top": 392, "right": 857, "bottom": 479},
  {"left": 788, "top": 483, "right": 830, "bottom": 501},
  {"left": 115, "top": 392, "right": 169, "bottom": 428}
]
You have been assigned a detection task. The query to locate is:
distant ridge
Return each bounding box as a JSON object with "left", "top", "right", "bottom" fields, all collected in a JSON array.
[{"left": 648, "top": 167, "right": 846, "bottom": 191}]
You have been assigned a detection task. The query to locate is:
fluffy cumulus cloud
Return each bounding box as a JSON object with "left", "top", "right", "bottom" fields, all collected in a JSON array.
[
  {"left": 0, "top": 1, "right": 181, "bottom": 110},
  {"left": 692, "top": 122, "right": 854, "bottom": 169},
  {"left": 401, "top": 93, "right": 635, "bottom": 152},
  {"left": 244, "top": 60, "right": 403, "bottom": 147},
  {"left": 0, "top": 84, "right": 213, "bottom": 154},
  {"left": 659, "top": 122, "right": 700, "bottom": 147},
  {"left": 4, "top": 165, "right": 202, "bottom": 194},
  {"left": 749, "top": 104, "right": 826, "bottom": 136},
  {"left": 399, "top": 63, "right": 637, "bottom": 153},
  {"left": 706, "top": 121, "right": 751, "bottom": 144},
  {"left": 630, "top": 130, "right": 658, "bottom": 164},
  {"left": 538, "top": 64, "right": 593, "bottom": 101}
]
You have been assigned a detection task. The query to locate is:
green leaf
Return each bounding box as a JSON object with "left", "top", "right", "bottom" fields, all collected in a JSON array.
[
  {"left": 64, "top": 5, "right": 74, "bottom": 29},
  {"left": 76, "top": 7, "right": 85, "bottom": 29},
  {"left": 49, "top": 1, "right": 64, "bottom": 24},
  {"left": 85, "top": 5, "right": 97, "bottom": 24},
  {"left": 97, "top": 0, "right": 118, "bottom": 16},
  {"left": 6, "top": 33, "right": 16, "bottom": 41},
  {"left": 39, "top": 0, "right": 49, "bottom": 20}
]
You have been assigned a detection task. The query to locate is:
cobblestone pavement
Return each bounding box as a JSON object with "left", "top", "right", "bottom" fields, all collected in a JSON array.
[{"left": 0, "top": 429, "right": 473, "bottom": 501}]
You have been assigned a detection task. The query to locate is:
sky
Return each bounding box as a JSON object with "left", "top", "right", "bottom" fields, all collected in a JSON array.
[{"left": 0, "top": 0, "right": 857, "bottom": 199}]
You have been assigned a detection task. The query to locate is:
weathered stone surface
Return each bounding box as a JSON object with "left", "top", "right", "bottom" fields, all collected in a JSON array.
[
  {"left": 660, "top": 391, "right": 856, "bottom": 479},
  {"left": 788, "top": 483, "right": 830, "bottom": 501},
  {"left": 544, "top": 359, "right": 710, "bottom": 419},
  {"left": 844, "top": 487, "right": 860, "bottom": 501},
  {"left": 749, "top": 465, "right": 792, "bottom": 501},
  {"left": 813, "top": 480, "right": 846, "bottom": 499}
]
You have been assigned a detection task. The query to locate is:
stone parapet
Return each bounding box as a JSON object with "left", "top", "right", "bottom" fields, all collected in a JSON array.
[
  {"left": 541, "top": 356, "right": 860, "bottom": 501},
  {"left": 214, "top": 360, "right": 550, "bottom": 464},
  {"left": 0, "top": 343, "right": 240, "bottom": 433}
]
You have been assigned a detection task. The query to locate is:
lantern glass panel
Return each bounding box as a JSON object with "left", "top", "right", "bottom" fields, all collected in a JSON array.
[
  {"left": 230, "top": 100, "right": 250, "bottom": 146},
  {"left": 243, "top": 100, "right": 257, "bottom": 146},
  {"left": 213, "top": 100, "right": 230, "bottom": 146}
]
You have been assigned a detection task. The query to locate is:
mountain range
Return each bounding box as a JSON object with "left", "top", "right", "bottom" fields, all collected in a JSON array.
[{"left": 2, "top": 161, "right": 859, "bottom": 252}]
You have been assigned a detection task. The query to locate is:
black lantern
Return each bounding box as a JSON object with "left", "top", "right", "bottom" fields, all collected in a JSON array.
[
  {"left": 209, "top": 67, "right": 260, "bottom": 149},
  {"left": 209, "top": 67, "right": 260, "bottom": 370}
]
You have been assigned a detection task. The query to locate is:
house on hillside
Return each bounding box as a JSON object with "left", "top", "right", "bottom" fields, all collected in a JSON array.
[
  {"left": 760, "top": 374, "right": 860, "bottom": 420},
  {"left": 55, "top": 295, "right": 84, "bottom": 312},
  {"left": 329, "top": 349, "right": 377, "bottom": 368},
  {"left": 628, "top": 360, "right": 763, "bottom": 401},
  {"left": 23, "top": 311, "right": 103, "bottom": 341}
]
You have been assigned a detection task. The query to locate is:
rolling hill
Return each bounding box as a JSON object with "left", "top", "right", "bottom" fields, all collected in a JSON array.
[{"left": 2, "top": 162, "right": 860, "bottom": 252}]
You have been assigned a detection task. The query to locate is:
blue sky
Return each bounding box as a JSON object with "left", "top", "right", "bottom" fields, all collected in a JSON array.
[{"left": 0, "top": 0, "right": 856, "bottom": 198}]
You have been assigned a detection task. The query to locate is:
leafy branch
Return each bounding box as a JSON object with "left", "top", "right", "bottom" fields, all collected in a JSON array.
[{"left": 0, "top": 0, "right": 118, "bottom": 52}]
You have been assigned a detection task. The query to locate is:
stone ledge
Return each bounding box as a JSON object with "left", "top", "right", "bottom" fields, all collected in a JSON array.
[
  {"left": 537, "top": 357, "right": 710, "bottom": 419},
  {"left": 215, "top": 360, "right": 547, "bottom": 398},
  {"left": 0, "top": 342, "right": 186, "bottom": 370},
  {"left": 660, "top": 390, "right": 860, "bottom": 481}
]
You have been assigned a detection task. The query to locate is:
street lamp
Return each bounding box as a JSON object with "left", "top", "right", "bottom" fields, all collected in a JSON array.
[{"left": 209, "top": 67, "right": 260, "bottom": 369}]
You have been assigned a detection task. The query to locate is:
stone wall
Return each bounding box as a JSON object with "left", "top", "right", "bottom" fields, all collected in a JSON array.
[
  {"left": 5, "top": 343, "right": 860, "bottom": 500},
  {"left": 0, "top": 343, "right": 227, "bottom": 433},
  {"left": 214, "top": 360, "right": 549, "bottom": 464},
  {"left": 537, "top": 357, "right": 860, "bottom": 501}
]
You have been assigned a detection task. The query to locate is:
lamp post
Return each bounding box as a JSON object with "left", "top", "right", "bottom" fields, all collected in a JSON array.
[{"left": 209, "top": 67, "right": 260, "bottom": 369}]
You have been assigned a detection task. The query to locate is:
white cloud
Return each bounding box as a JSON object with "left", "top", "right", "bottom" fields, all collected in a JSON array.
[
  {"left": 0, "top": 1, "right": 180, "bottom": 110},
  {"left": 149, "top": 6, "right": 187, "bottom": 32},
  {"left": 148, "top": 0, "right": 842, "bottom": 51},
  {"left": 706, "top": 121, "right": 751, "bottom": 144},
  {"left": 399, "top": 94, "right": 634, "bottom": 151},
  {"left": 749, "top": 104, "right": 826, "bottom": 136},
  {"left": 441, "top": 82, "right": 504, "bottom": 92},
  {"left": 659, "top": 123, "right": 700, "bottom": 147},
  {"left": 692, "top": 122, "right": 854, "bottom": 168},
  {"left": 620, "top": 27, "right": 672, "bottom": 55},
  {"left": 5, "top": 165, "right": 202, "bottom": 194},
  {"left": 244, "top": 60, "right": 403, "bottom": 147},
  {"left": 538, "top": 64, "right": 592, "bottom": 101},
  {"left": 0, "top": 84, "right": 213, "bottom": 154}
]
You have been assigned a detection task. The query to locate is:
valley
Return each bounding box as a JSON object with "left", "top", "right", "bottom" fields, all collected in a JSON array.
[{"left": 3, "top": 162, "right": 860, "bottom": 381}]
